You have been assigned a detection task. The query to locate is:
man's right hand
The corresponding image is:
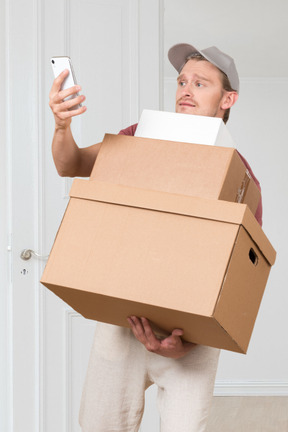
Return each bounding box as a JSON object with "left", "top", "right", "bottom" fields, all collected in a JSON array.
[
  {"left": 49, "top": 69, "right": 87, "bottom": 130},
  {"left": 49, "top": 70, "right": 100, "bottom": 178}
]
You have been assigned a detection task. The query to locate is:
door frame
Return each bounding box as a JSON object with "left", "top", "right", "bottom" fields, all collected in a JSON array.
[{"left": 1, "top": 0, "right": 12, "bottom": 430}]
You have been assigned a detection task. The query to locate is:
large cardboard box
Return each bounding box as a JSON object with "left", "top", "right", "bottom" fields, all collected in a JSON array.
[
  {"left": 41, "top": 179, "right": 276, "bottom": 353},
  {"left": 90, "top": 134, "right": 260, "bottom": 215}
]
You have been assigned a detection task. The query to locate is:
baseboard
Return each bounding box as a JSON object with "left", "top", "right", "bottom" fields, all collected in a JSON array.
[{"left": 214, "top": 381, "right": 288, "bottom": 396}]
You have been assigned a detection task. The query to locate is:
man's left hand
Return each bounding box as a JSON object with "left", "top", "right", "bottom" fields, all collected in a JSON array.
[{"left": 127, "top": 316, "right": 196, "bottom": 359}]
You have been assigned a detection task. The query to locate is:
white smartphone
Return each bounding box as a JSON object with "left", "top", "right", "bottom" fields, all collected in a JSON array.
[{"left": 51, "top": 56, "right": 82, "bottom": 109}]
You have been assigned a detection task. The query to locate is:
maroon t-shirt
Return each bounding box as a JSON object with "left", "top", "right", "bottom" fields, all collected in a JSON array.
[{"left": 119, "top": 123, "right": 263, "bottom": 226}]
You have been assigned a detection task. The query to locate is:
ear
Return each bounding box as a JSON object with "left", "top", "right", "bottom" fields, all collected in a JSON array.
[{"left": 221, "top": 91, "right": 239, "bottom": 110}]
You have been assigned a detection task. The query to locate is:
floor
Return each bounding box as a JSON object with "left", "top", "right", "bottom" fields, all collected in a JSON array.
[{"left": 206, "top": 397, "right": 288, "bottom": 432}]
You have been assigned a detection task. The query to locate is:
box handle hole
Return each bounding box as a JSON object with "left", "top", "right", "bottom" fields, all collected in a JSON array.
[{"left": 249, "top": 248, "right": 258, "bottom": 266}]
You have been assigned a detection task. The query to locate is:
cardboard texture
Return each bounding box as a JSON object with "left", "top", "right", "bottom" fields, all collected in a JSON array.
[
  {"left": 41, "top": 179, "right": 276, "bottom": 354},
  {"left": 135, "top": 110, "right": 237, "bottom": 147},
  {"left": 90, "top": 134, "right": 260, "bottom": 215}
]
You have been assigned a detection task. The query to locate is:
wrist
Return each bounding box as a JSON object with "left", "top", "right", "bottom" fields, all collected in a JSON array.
[{"left": 54, "top": 124, "right": 69, "bottom": 133}]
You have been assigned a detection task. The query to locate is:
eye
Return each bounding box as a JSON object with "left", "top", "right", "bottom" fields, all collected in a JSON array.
[
  {"left": 196, "top": 82, "right": 203, "bottom": 88},
  {"left": 178, "top": 80, "right": 186, "bottom": 87}
]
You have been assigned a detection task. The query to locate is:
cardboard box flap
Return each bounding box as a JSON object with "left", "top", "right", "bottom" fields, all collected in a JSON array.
[{"left": 70, "top": 179, "right": 276, "bottom": 266}]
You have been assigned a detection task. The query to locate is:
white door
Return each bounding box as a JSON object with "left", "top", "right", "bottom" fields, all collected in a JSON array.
[{"left": 1, "top": 0, "right": 163, "bottom": 430}]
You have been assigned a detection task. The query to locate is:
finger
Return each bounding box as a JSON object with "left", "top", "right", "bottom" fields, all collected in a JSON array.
[
  {"left": 140, "top": 318, "right": 159, "bottom": 342},
  {"left": 127, "top": 316, "right": 138, "bottom": 329},
  {"left": 52, "top": 69, "right": 69, "bottom": 89},
  {"left": 51, "top": 69, "right": 70, "bottom": 92},
  {"left": 171, "top": 329, "right": 196, "bottom": 352},
  {"left": 127, "top": 316, "right": 146, "bottom": 341},
  {"left": 51, "top": 86, "right": 82, "bottom": 107},
  {"left": 171, "top": 329, "right": 184, "bottom": 337},
  {"left": 54, "top": 94, "right": 85, "bottom": 112},
  {"left": 53, "top": 104, "right": 87, "bottom": 121},
  {"left": 51, "top": 94, "right": 86, "bottom": 118},
  {"left": 58, "top": 85, "right": 82, "bottom": 102}
]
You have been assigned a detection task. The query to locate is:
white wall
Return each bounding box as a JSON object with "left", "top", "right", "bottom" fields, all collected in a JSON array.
[{"left": 163, "top": 0, "right": 288, "bottom": 395}]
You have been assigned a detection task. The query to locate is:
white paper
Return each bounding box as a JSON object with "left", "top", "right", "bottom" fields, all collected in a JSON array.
[{"left": 135, "top": 110, "right": 236, "bottom": 148}]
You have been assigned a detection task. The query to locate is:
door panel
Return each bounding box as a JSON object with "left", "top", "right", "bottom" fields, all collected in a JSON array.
[{"left": 2, "top": 0, "right": 162, "bottom": 430}]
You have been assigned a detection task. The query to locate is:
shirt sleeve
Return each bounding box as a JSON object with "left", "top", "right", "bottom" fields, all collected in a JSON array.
[
  {"left": 237, "top": 151, "right": 263, "bottom": 227},
  {"left": 118, "top": 123, "right": 138, "bottom": 136}
]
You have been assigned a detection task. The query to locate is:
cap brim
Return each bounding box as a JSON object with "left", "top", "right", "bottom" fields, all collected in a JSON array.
[{"left": 168, "top": 43, "right": 201, "bottom": 74}]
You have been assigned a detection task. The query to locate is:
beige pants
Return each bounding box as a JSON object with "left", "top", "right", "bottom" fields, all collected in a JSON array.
[{"left": 79, "top": 322, "right": 220, "bottom": 432}]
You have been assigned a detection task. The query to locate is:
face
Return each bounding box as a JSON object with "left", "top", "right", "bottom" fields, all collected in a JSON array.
[{"left": 175, "top": 59, "right": 230, "bottom": 119}]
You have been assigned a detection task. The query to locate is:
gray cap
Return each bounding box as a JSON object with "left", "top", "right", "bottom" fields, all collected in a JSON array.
[{"left": 168, "top": 43, "right": 239, "bottom": 93}]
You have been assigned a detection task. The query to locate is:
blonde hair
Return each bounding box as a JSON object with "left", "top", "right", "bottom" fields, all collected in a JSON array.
[{"left": 185, "top": 54, "right": 236, "bottom": 124}]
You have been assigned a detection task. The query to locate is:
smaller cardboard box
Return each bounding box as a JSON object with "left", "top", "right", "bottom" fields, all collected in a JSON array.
[
  {"left": 41, "top": 179, "right": 276, "bottom": 353},
  {"left": 90, "top": 134, "right": 260, "bottom": 216}
]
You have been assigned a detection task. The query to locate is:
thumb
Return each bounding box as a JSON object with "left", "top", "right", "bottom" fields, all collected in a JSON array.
[{"left": 171, "top": 329, "right": 184, "bottom": 337}]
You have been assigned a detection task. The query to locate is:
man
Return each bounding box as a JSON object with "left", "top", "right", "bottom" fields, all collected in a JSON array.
[{"left": 49, "top": 43, "right": 262, "bottom": 431}]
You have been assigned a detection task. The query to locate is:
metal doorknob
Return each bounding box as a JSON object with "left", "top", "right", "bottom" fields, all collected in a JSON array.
[{"left": 20, "top": 249, "right": 49, "bottom": 261}]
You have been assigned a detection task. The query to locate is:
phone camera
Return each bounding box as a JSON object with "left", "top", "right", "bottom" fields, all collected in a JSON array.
[{"left": 52, "top": 59, "right": 55, "bottom": 64}]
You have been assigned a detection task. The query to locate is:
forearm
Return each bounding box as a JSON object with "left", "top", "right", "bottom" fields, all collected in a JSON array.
[
  {"left": 52, "top": 126, "right": 101, "bottom": 178},
  {"left": 52, "top": 126, "right": 80, "bottom": 177}
]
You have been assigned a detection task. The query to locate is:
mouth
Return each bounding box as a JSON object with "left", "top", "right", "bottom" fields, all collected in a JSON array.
[
  {"left": 180, "top": 103, "right": 195, "bottom": 107},
  {"left": 178, "top": 100, "right": 196, "bottom": 108}
]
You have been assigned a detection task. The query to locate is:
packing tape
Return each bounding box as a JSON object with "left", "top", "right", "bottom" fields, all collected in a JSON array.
[{"left": 236, "top": 170, "right": 251, "bottom": 203}]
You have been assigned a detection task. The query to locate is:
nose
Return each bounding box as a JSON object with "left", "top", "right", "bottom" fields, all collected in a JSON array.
[{"left": 180, "top": 83, "right": 193, "bottom": 98}]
